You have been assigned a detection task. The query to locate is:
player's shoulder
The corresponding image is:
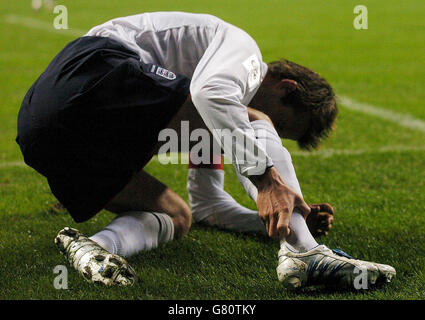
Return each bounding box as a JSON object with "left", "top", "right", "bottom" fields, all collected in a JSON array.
[{"left": 147, "top": 11, "right": 225, "bottom": 30}]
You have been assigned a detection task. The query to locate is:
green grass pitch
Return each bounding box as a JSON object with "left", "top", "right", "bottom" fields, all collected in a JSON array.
[{"left": 0, "top": 0, "right": 424, "bottom": 299}]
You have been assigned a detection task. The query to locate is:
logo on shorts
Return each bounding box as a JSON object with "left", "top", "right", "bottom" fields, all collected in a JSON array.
[{"left": 150, "top": 65, "right": 177, "bottom": 80}]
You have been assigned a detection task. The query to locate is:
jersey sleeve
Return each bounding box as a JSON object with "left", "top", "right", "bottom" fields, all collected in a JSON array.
[{"left": 190, "top": 24, "right": 273, "bottom": 177}]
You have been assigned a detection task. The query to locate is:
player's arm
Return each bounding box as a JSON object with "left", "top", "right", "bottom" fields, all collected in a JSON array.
[
  {"left": 190, "top": 25, "right": 309, "bottom": 239},
  {"left": 240, "top": 109, "right": 334, "bottom": 237}
]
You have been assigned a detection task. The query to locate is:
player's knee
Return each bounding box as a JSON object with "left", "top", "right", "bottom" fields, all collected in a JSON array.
[{"left": 173, "top": 204, "right": 192, "bottom": 238}]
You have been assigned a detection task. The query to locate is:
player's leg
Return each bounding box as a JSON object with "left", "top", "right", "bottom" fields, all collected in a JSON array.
[
  {"left": 187, "top": 120, "right": 317, "bottom": 251},
  {"left": 236, "top": 119, "right": 318, "bottom": 252},
  {"left": 18, "top": 36, "right": 192, "bottom": 286},
  {"left": 90, "top": 169, "right": 191, "bottom": 257},
  {"left": 187, "top": 154, "right": 332, "bottom": 237},
  {"left": 187, "top": 119, "right": 395, "bottom": 289},
  {"left": 55, "top": 170, "right": 191, "bottom": 286},
  {"left": 31, "top": 0, "right": 55, "bottom": 11},
  {"left": 246, "top": 120, "right": 395, "bottom": 289},
  {"left": 187, "top": 152, "right": 267, "bottom": 235}
]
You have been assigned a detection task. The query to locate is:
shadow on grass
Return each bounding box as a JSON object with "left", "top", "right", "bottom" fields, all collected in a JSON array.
[
  {"left": 12, "top": 210, "right": 403, "bottom": 299},
  {"left": 287, "top": 280, "right": 392, "bottom": 297},
  {"left": 192, "top": 221, "right": 273, "bottom": 243}
]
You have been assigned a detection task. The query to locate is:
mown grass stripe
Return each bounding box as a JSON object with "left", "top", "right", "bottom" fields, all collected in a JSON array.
[
  {"left": 5, "top": 15, "right": 425, "bottom": 135},
  {"left": 2, "top": 145, "right": 424, "bottom": 169},
  {"left": 4, "top": 14, "right": 85, "bottom": 37}
]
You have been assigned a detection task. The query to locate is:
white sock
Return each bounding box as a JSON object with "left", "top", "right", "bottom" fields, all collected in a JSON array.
[
  {"left": 285, "top": 211, "right": 317, "bottom": 252},
  {"left": 89, "top": 211, "right": 174, "bottom": 257},
  {"left": 187, "top": 167, "right": 267, "bottom": 234},
  {"left": 236, "top": 120, "right": 318, "bottom": 252},
  {"left": 186, "top": 121, "right": 318, "bottom": 251}
]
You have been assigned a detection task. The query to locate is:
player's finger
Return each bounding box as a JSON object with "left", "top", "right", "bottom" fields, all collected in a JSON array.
[
  {"left": 296, "top": 196, "right": 311, "bottom": 219},
  {"left": 268, "top": 212, "right": 278, "bottom": 239},
  {"left": 319, "top": 213, "right": 334, "bottom": 228},
  {"left": 319, "top": 216, "right": 332, "bottom": 225},
  {"left": 309, "top": 204, "right": 320, "bottom": 214},
  {"left": 277, "top": 211, "right": 290, "bottom": 239},
  {"left": 258, "top": 204, "right": 269, "bottom": 223},
  {"left": 314, "top": 230, "right": 324, "bottom": 237},
  {"left": 319, "top": 221, "right": 332, "bottom": 231},
  {"left": 264, "top": 219, "right": 270, "bottom": 234},
  {"left": 319, "top": 203, "right": 334, "bottom": 215}
]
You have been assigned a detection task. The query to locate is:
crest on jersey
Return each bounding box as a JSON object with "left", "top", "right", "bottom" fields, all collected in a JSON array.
[{"left": 150, "top": 65, "right": 177, "bottom": 80}]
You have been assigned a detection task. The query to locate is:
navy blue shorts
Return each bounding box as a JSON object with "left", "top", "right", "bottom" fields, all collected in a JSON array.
[{"left": 16, "top": 36, "right": 190, "bottom": 222}]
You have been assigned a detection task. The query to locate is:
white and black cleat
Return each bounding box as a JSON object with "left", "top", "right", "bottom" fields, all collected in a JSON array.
[
  {"left": 55, "top": 227, "right": 137, "bottom": 286},
  {"left": 277, "top": 243, "right": 396, "bottom": 290}
]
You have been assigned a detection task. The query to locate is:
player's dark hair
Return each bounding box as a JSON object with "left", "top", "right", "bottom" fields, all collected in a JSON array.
[{"left": 268, "top": 59, "right": 338, "bottom": 150}]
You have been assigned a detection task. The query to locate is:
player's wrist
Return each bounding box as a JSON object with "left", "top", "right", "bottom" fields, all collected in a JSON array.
[{"left": 249, "top": 165, "right": 281, "bottom": 192}]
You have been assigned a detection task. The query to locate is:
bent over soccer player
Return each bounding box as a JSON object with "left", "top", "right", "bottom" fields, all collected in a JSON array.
[{"left": 17, "top": 12, "right": 395, "bottom": 289}]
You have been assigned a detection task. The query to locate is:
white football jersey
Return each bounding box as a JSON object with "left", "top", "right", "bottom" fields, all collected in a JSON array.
[{"left": 85, "top": 11, "right": 273, "bottom": 176}]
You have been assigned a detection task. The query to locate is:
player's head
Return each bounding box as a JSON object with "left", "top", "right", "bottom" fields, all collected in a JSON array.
[{"left": 258, "top": 59, "right": 337, "bottom": 150}]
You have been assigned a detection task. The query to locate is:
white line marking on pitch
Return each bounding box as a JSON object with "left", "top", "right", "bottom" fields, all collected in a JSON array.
[
  {"left": 2, "top": 16, "right": 425, "bottom": 166},
  {"left": 154, "top": 145, "right": 425, "bottom": 163},
  {"left": 290, "top": 145, "right": 425, "bottom": 158},
  {"left": 5, "top": 14, "right": 425, "bottom": 135},
  {"left": 339, "top": 95, "right": 425, "bottom": 133},
  {"left": 4, "top": 14, "right": 85, "bottom": 37},
  {"left": 1, "top": 147, "right": 424, "bottom": 169}
]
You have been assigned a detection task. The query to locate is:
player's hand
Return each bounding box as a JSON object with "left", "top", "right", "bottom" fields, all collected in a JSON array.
[
  {"left": 306, "top": 203, "right": 334, "bottom": 237},
  {"left": 250, "top": 166, "right": 311, "bottom": 240}
]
